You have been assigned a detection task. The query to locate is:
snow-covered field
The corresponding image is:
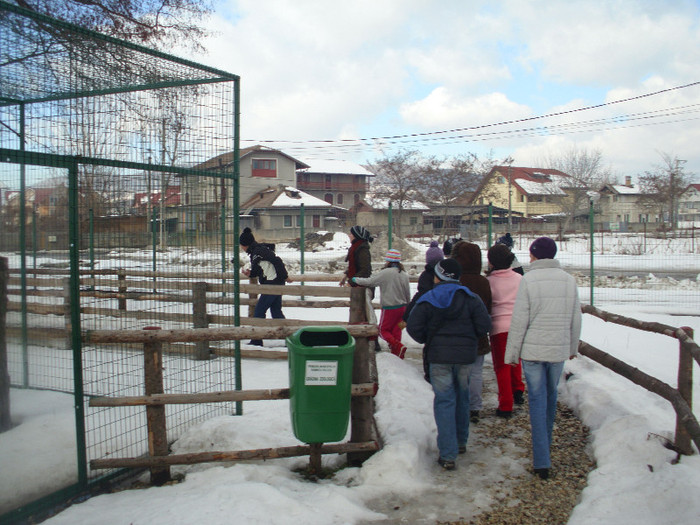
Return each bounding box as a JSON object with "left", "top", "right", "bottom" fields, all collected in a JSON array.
[{"left": 1, "top": 233, "right": 699, "bottom": 524}]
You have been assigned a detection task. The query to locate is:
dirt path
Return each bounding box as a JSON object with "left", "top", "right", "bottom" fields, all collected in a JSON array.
[{"left": 362, "top": 356, "right": 594, "bottom": 525}]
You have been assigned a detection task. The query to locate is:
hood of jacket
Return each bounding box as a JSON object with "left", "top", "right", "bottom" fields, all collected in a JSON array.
[
  {"left": 451, "top": 241, "right": 483, "bottom": 275},
  {"left": 416, "top": 282, "right": 478, "bottom": 316}
]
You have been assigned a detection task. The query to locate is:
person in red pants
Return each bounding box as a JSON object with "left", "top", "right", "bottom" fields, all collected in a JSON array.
[
  {"left": 352, "top": 249, "right": 411, "bottom": 358},
  {"left": 486, "top": 243, "right": 525, "bottom": 418}
]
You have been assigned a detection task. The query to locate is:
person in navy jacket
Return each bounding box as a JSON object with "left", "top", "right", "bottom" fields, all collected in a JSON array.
[{"left": 406, "top": 258, "right": 491, "bottom": 470}]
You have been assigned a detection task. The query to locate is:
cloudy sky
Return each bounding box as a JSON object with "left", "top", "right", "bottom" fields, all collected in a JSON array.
[{"left": 189, "top": 0, "right": 700, "bottom": 180}]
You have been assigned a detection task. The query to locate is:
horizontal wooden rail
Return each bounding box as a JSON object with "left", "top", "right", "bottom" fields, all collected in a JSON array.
[
  {"left": 89, "top": 383, "right": 377, "bottom": 407},
  {"left": 582, "top": 304, "right": 700, "bottom": 366},
  {"left": 83, "top": 324, "right": 379, "bottom": 344},
  {"left": 91, "top": 441, "right": 381, "bottom": 469},
  {"left": 579, "top": 340, "right": 700, "bottom": 453}
]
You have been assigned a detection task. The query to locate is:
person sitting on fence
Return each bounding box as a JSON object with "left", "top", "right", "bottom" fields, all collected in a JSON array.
[
  {"left": 497, "top": 233, "right": 524, "bottom": 275},
  {"left": 352, "top": 249, "right": 411, "bottom": 358},
  {"left": 406, "top": 258, "right": 492, "bottom": 470},
  {"left": 504, "top": 236, "right": 582, "bottom": 480},
  {"left": 238, "top": 227, "right": 290, "bottom": 346}
]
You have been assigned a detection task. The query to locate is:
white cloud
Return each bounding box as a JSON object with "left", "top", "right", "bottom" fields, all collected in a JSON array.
[{"left": 399, "top": 88, "right": 532, "bottom": 128}]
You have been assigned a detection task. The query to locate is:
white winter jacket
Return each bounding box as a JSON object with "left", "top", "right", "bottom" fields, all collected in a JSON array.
[{"left": 504, "top": 258, "right": 582, "bottom": 364}]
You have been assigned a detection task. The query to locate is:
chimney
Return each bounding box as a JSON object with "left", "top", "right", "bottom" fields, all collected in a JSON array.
[{"left": 625, "top": 176, "right": 632, "bottom": 187}]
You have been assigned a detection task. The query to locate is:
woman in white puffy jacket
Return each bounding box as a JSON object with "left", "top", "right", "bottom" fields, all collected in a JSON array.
[{"left": 504, "top": 237, "right": 582, "bottom": 480}]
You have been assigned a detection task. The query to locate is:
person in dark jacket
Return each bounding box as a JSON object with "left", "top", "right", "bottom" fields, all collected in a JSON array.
[
  {"left": 402, "top": 240, "right": 444, "bottom": 322},
  {"left": 451, "top": 241, "right": 492, "bottom": 424},
  {"left": 239, "top": 227, "right": 290, "bottom": 346},
  {"left": 339, "top": 225, "right": 373, "bottom": 286},
  {"left": 497, "top": 233, "right": 524, "bottom": 275},
  {"left": 406, "top": 259, "right": 491, "bottom": 471}
]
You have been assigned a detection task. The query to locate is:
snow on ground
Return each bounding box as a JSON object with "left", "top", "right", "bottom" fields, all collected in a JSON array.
[{"left": 2, "top": 236, "right": 700, "bottom": 523}]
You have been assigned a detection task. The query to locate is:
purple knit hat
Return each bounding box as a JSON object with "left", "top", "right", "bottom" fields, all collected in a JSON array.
[
  {"left": 529, "top": 236, "right": 557, "bottom": 259},
  {"left": 425, "top": 240, "right": 444, "bottom": 266}
]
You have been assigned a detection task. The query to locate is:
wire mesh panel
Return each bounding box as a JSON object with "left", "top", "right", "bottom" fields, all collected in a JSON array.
[{"left": 0, "top": 2, "right": 240, "bottom": 518}]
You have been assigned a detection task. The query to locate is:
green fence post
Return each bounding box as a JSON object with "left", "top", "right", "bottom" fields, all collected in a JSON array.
[
  {"left": 488, "top": 202, "right": 493, "bottom": 247},
  {"left": 152, "top": 208, "right": 157, "bottom": 293},
  {"left": 221, "top": 204, "right": 227, "bottom": 297},
  {"left": 32, "top": 206, "right": 37, "bottom": 280},
  {"left": 388, "top": 201, "right": 393, "bottom": 249},
  {"left": 300, "top": 203, "right": 305, "bottom": 300},
  {"left": 589, "top": 199, "right": 595, "bottom": 306},
  {"left": 68, "top": 161, "right": 87, "bottom": 489},
  {"left": 89, "top": 208, "right": 94, "bottom": 280}
]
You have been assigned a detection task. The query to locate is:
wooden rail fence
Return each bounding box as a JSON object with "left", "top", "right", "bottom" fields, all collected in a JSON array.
[{"left": 580, "top": 304, "right": 699, "bottom": 455}]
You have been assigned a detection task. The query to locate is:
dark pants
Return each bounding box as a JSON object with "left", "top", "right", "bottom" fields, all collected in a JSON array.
[{"left": 250, "top": 294, "right": 284, "bottom": 345}]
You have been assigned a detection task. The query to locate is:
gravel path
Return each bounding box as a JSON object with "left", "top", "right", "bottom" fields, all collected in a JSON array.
[{"left": 363, "top": 356, "right": 595, "bottom": 525}]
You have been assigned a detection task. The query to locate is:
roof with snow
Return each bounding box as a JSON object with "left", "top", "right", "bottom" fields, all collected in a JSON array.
[
  {"left": 601, "top": 183, "right": 643, "bottom": 195},
  {"left": 471, "top": 165, "right": 583, "bottom": 202},
  {"left": 241, "top": 185, "right": 332, "bottom": 212},
  {"left": 361, "top": 195, "right": 430, "bottom": 210},
  {"left": 298, "top": 159, "right": 374, "bottom": 176}
]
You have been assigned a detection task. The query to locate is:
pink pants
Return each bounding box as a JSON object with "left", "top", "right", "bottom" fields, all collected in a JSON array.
[{"left": 379, "top": 307, "right": 407, "bottom": 358}]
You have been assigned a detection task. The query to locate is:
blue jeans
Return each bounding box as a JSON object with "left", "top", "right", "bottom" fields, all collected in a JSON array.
[
  {"left": 430, "top": 363, "right": 472, "bottom": 461},
  {"left": 468, "top": 354, "right": 484, "bottom": 411},
  {"left": 522, "top": 360, "right": 565, "bottom": 469},
  {"left": 254, "top": 294, "right": 285, "bottom": 319}
]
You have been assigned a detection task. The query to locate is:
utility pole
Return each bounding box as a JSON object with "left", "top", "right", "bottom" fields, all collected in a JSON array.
[{"left": 504, "top": 156, "right": 514, "bottom": 228}]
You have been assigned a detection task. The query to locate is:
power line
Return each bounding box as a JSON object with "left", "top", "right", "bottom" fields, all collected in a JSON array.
[{"left": 242, "top": 81, "right": 700, "bottom": 149}]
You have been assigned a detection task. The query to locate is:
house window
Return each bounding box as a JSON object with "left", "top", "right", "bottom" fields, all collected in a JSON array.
[
  {"left": 520, "top": 195, "right": 525, "bottom": 202},
  {"left": 354, "top": 194, "right": 360, "bottom": 204},
  {"left": 252, "top": 158, "right": 277, "bottom": 178},
  {"left": 410, "top": 217, "right": 417, "bottom": 225},
  {"left": 497, "top": 176, "right": 505, "bottom": 184},
  {"left": 325, "top": 174, "right": 332, "bottom": 189},
  {"left": 185, "top": 193, "right": 190, "bottom": 205},
  {"left": 324, "top": 193, "right": 333, "bottom": 204},
  {"left": 313, "top": 215, "right": 320, "bottom": 227},
  {"left": 283, "top": 215, "right": 292, "bottom": 227},
  {"left": 337, "top": 194, "right": 344, "bottom": 205}
]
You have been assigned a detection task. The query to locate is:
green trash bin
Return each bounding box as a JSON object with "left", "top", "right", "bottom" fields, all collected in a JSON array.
[{"left": 287, "top": 326, "right": 355, "bottom": 443}]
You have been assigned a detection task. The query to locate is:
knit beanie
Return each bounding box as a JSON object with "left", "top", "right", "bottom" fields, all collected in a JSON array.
[
  {"left": 488, "top": 243, "right": 515, "bottom": 270},
  {"left": 529, "top": 236, "right": 557, "bottom": 259},
  {"left": 497, "top": 233, "right": 514, "bottom": 249},
  {"left": 425, "top": 240, "right": 444, "bottom": 266},
  {"left": 385, "top": 249, "right": 402, "bottom": 262},
  {"left": 239, "top": 227, "right": 255, "bottom": 246},
  {"left": 350, "top": 225, "right": 372, "bottom": 241},
  {"left": 434, "top": 258, "right": 462, "bottom": 282}
]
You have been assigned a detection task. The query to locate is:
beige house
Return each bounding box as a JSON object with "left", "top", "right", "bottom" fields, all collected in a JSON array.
[
  {"left": 679, "top": 183, "right": 700, "bottom": 226},
  {"left": 598, "top": 177, "right": 659, "bottom": 229},
  {"left": 239, "top": 184, "right": 338, "bottom": 242},
  {"left": 470, "top": 166, "right": 580, "bottom": 219},
  {"left": 349, "top": 196, "right": 431, "bottom": 237}
]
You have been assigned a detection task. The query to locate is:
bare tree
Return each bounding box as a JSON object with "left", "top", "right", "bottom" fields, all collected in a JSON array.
[
  {"left": 366, "top": 150, "right": 425, "bottom": 237},
  {"left": 417, "top": 154, "right": 482, "bottom": 237},
  {"left": 11, "top": 0, "right": 212, "bottom": 51},
  {"left": 541, "top": 146, "right": 612, "bottom": 236},
  {"left": 638, "top": 152, "right": 691, "bottom": 231}
]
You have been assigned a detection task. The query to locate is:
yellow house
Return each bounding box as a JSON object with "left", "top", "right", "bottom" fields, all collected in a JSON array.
[{"left": 471, "top": 166, "right": 579, "bottom": 218}]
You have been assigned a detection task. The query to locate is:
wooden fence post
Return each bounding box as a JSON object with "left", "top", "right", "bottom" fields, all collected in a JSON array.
[
  {"left": 143, "top": 326, "right": 170, "bottom": 485},
  {"left": 347, "top": 287, "right": 373, "bottom": 466},
  {"left": 192, "top": 282, "right": 210, "bottom": 360},
  {"left": 676, "top": 327, "right": 694, "bottom": 455},
  {"left": 0, "top": 257, "right": 10, "bottom": 432},
  {"left": 118, "top": 268, "right": 127, "bottom": 311}
]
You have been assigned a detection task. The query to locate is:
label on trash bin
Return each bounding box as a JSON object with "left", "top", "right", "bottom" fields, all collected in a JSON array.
[{"left": 305, "top": 360, "right": 338, "bottom": 386}]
